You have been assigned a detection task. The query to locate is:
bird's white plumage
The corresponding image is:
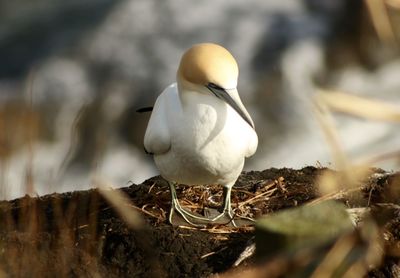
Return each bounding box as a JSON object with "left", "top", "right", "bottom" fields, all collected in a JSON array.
[
  {"left": 144, "top": 82, "right": 257, "bottom": 187},
  {"left": 143, "top": 84, "right": 173, "bottom": 155}
]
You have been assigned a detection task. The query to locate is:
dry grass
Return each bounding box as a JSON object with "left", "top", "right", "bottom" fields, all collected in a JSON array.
[
  {"left": 365, "top": 0, "right": 398, "bottom": 45},
  {"left": 305, "top": 86, "right": 399, "bottom": 276},
  {"left": 95, "top": 178, "right": 145, "bottom": 229},
  {"left": 314, "top": 88, "right": 400, "bottom": 193},
  {"left": 316, "top": 89, "right": 400, "bottom": 122}
]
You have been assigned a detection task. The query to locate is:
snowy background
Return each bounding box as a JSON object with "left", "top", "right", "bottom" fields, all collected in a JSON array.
[{"left": 0, "top": 0, "right": 399, "bottom": 199}]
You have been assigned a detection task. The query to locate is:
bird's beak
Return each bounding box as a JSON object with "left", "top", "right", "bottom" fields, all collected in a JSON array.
[{"left": 206, "top": 83, "right": 254, "bottom": 129}]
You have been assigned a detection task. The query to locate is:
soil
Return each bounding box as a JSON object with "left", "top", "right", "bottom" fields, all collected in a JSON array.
[{"left": 0, "top": 167, "right": 399, "bottom": 277}]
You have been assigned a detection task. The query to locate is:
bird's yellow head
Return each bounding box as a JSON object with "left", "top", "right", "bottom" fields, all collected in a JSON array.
[{"left": 177, "top": 43, "right": 239, "bottom": 90}]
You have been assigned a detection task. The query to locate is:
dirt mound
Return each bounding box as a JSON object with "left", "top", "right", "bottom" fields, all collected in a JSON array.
[{"left": 0, "top": 167, "right": 398, "bottom": 277}]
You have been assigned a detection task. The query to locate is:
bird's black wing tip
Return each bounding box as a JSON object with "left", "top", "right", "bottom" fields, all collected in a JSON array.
[
  {"left": 144, "top": 146, "right": 154, "bottom": 155},
  {"left": 136, "top": 106, "right": 153, "bottom": 113}
]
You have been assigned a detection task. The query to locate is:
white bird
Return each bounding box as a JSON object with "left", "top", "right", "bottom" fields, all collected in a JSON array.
[{"left": 143, "top": 43, "right": 258, "bottom": 226}]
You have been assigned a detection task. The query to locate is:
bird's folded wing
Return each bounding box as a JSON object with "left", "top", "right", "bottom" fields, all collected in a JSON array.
[
  {"left": 245, "top": 130, "right": 258, "bottom": 158},
  {"left": 144, "top": 92, "right": 171, "bottom": 155}
]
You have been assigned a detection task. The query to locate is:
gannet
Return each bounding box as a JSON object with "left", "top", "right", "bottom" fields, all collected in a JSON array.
[{"left": 144, "top": 43, "right": 258, "bottom": 226}]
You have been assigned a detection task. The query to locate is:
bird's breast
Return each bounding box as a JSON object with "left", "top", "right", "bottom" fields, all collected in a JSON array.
[
  {"left": 176, "top": 92, "right": 235, "bottom": 150},
  {"left": 154, "top": 91, "right": 251, "bottom": 185}
]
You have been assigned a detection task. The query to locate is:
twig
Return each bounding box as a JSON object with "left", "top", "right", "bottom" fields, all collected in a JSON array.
[{"left": 200, "top": 247, "right": 228, "bottom": 259}]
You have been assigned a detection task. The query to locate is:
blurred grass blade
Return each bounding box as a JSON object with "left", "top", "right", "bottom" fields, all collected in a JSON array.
[
  {"left": 365, "top": 0, "right": 397, "bottom": 44},
  {"left": 312, "top": 95, "right": 350, "bottom": 171},
  {"left": 356, "top": 149, "right": 400, "bottom": 166},
  {"left": 311, "top": 235, "right": 356, "bottom": 278},
  {"left": 96, "top": 178, "right": 145, "bottom": 228},
  {"left": 315, "top": 166, "right": 370, "bottom": 196},
  {"left": 385, "top": 0, "right": 400, "bottom": 9},
  {"left": 316, "top": 90, "right": 400, "bottom": 122}
]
